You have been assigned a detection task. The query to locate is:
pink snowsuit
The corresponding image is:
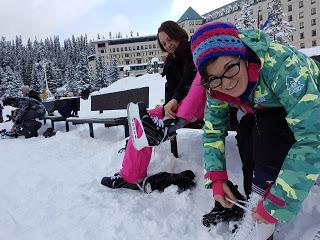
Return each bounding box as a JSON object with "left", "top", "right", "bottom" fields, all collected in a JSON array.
[{"left": 120, "top": 73, "right": 206, "bottom": 183}]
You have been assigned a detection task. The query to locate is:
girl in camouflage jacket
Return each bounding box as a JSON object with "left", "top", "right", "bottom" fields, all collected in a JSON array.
[{"left": 191, "top": 21, "right": 320, "bottom": 239}]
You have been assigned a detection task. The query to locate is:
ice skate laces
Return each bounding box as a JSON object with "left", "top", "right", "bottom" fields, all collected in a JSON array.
[
  {"left": 227, "top": 193, "right": 262, "bottom": 240},
  {"left": 152, "top": 117, "right": 164, "bottom": 129}
]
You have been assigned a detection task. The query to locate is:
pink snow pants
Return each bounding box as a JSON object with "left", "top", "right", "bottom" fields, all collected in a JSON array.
[{"left": 120, "top": 73, "right": 206, "bottom": 183}]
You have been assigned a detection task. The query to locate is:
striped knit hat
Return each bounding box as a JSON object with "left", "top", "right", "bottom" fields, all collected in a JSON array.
[{"left": 191, "top": 22, "right": 248, "bottom": 70}]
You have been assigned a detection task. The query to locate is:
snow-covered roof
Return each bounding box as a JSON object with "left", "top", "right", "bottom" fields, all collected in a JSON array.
[{"left": 299, "top": 46, "right": 320, "bottom": 57}]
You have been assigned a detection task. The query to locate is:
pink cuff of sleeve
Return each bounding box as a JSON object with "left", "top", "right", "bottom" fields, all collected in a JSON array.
[
  {"left": 205, "top": 170, "right": 228, "bottom": 182},
  {"left": 265, "top": 191, "right": 286, "bottom": 207},
  {"left": 211, "top": 180, "right": 225, "bottom": 196},
  {"left": 256, "top": 200, "right": 278, "bottom": 224}
]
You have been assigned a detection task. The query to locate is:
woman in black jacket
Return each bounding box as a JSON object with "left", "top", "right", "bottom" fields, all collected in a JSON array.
[{"left": 102, "top": 21, "right": 205, "bottom": 191}]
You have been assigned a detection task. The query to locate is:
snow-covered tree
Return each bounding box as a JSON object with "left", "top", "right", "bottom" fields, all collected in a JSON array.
[
  {"left": 0, "top": 66, "right": 23, "bottom": 98},
  {"left": 65, "top": 61, "right": 77, "bottom": 93},
  {"left": 30, "top": 62, "right": 44, "bottom": 92},
  {"left": 74, "top": 55, "right": 92, "bottom": 92},
  {"left": 43, "top": 60, "right": 62, "bottom": 94},
  {"left": 95, "top": 55, "right": 109, "bottom": 90},
  {"left": 236, "top": 1, "right": 256, "bottom": 30},
  {"left": 263, "top": 0, "right": 295, "bottom": 45},
  {"left": 109, "top": 58, "right": 119, "bottom": 84}
]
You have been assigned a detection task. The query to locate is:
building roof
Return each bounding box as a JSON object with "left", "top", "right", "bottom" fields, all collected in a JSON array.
[
  {"left": 177, "top": 7, "right": 203, "bottom": 23},
  {"left": 92, "top": 35, "right": 157, "bottom": 45}
]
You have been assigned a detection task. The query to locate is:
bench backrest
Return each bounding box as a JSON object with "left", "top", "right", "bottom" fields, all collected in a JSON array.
[{"left": 91, "top": 87, "right": 149, "bottom": 112}]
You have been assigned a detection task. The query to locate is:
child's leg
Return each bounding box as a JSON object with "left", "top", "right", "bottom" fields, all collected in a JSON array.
[
  {"left": 120, "top": 138, "right": 153, "bottom": 183},
  {"left": 235, "top": 113, "right": 255, "bottom": 198},
  {"left": 251, "top": 108, "right": 295, "bottom": 195},
  {"left": 120, "top": 107, "right": 164, "bottom": 183}
]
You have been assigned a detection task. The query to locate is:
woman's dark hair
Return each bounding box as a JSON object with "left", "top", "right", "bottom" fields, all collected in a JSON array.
[
  {"left": 157, "top": 21, "right": 189, "bottom": 52},
  {"left": 199, "top": 57, "right": 218, "bottom": 87}
]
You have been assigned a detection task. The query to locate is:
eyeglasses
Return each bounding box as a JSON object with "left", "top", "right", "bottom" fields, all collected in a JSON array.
[{"left": 203, "top": 57, "right": 241, "bottom": 90}]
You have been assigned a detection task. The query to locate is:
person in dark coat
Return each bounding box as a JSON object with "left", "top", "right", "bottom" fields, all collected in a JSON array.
[
  {"left": 3, "top": 97, "right": 46, "bottom": 138},
  {"left": 21, "top": 85, "right": 42, "bottom": 102},
  {"left": 0, "top": 101, "right": 3, "bottom": 123}
]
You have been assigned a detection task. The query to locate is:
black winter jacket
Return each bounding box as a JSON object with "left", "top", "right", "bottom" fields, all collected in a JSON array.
[
  {"left": 162, "top": 40, "right": 197, "bottom": 104},
  {"left": 11, "top": 97, "right": 46, "bottom": 124}
]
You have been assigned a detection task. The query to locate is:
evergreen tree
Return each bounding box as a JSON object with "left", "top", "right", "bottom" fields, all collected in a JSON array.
[
  {"left": 30, "top": 62, "right": 44, "bottom": 92},
  {"left": 236, "top": 1, "right": 256, "bottom": 30},
  {"left": 263, "top": 0, "right": 295, "bottom": 45},
  {"left": 0, "top": 66, "right": 22, "bottom": 98},
  {"left": 95, "top": 55, "right": 109, "bottom": 90},
  {"left": 65, "top": 60, "right": 77, "bottom": 93},
  {"left": 74, "top": 55, "right": 91, "bottom": 92},
  {"left": 109, "top": 58, "right": 119, "bottom": 84}
]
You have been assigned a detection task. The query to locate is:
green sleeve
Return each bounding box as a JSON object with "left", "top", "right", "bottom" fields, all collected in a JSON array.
[
  {"left": 203, "top": 94, "right": 229, "bottom": 185},
  {"left": 264, "top": 55, "right": 320, "bottom": 222}
]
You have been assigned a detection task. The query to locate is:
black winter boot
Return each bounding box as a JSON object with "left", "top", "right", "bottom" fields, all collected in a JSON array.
[
  {"left": 202, "top": 180, "right": 246, "bottom": 229},
  {"left": 101, "top": 173, "right": 140, "bottom": 190}
]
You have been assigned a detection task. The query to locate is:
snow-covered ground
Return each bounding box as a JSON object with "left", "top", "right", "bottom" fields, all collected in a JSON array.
[{"left": 0, "top": 73, "right": 319, "bottom": 240}]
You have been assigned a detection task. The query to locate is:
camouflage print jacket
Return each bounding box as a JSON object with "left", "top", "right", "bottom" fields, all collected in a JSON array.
[
  {"left": 12, "top": 97, "right": 46, "bottom": 126},
  {"left": 203, "top": 29, "right": 320, "bottom": 222}
]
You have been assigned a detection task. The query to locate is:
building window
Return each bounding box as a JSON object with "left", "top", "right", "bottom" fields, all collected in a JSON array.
[
  {"left": 299, "top": 12, "right": 304, "bottom": 19},
  {"left": 125, "top": 60, "right": 130, "bottom": 65},
  {"left": 290, "top": 35, "right": 294, "bottom": 41},
  {"left": 311, "top": 0, "right": 316, "bottom": 4},
  {"left": 116, "top": 48, "right": 119, "bottom": 52},
  {"left": 299, "top": 22, "right": 304, "bottom": 29},
  {"left": 300, "top": 33, "right": 304, "bottom": 39},
  {"left": 300, "top": 43, "right": 305, "bottom": 48},
  {"left": 141, "top": 46, "right": 144, "bottom": 50},
  {"left": 312, "top": 40, "right": 317, "bottom": 46},
  {"left": 129, "top": 47, "right": 131, "bottom": 51},
  {"left": 153, "top": 44, "right": 156, "bottom": 48},
  {"left": 312, "top": 30, "right": 317, "bottom": 36},
  {"left": 137, "top": 52, "right": 141, "bottom": 56},
  {"left": 288, "top": 5, "right": 292, "bottom": 11},
  {"left": 100, "top": 49, "right": 104, "bottom": 53},
  {"left": 137, "top": 59, "right": 141, "bottom": 64},
  {"left": 125, "top": 54, "right": 129, "bottom": 57},
  {"left": 121, "top": 47, "right": 123, "bottom": 51},
  {"left": 311, "top": 19, "right": 316, "bottom": 26},
  {"left": 288, "top": 15, "right": 293, "bottom": 21},
  {"left": 311, "top": 8, "right": 316, "bottom": 15},
  {"left": 299, "top": 1, "right": 303, "bottom": 8},
  {"left": 98, "top": 43, "right": 106, "bottom": 48},
  {"left": 113, "top": 48, "right": 115, "bottom": 52}
]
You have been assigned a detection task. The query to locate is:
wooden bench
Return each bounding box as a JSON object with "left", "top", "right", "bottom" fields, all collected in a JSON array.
[
  {"left": 43, "top": 97, "right": 80, "bottom": 129},
  {"left": 65, "top": 87, "right": 149, "bottom": 138}
]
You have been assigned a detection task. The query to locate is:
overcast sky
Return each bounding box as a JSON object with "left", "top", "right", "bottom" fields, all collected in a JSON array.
[{"left": 0, "top": 0, "right": 235, "bottom": 42}]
